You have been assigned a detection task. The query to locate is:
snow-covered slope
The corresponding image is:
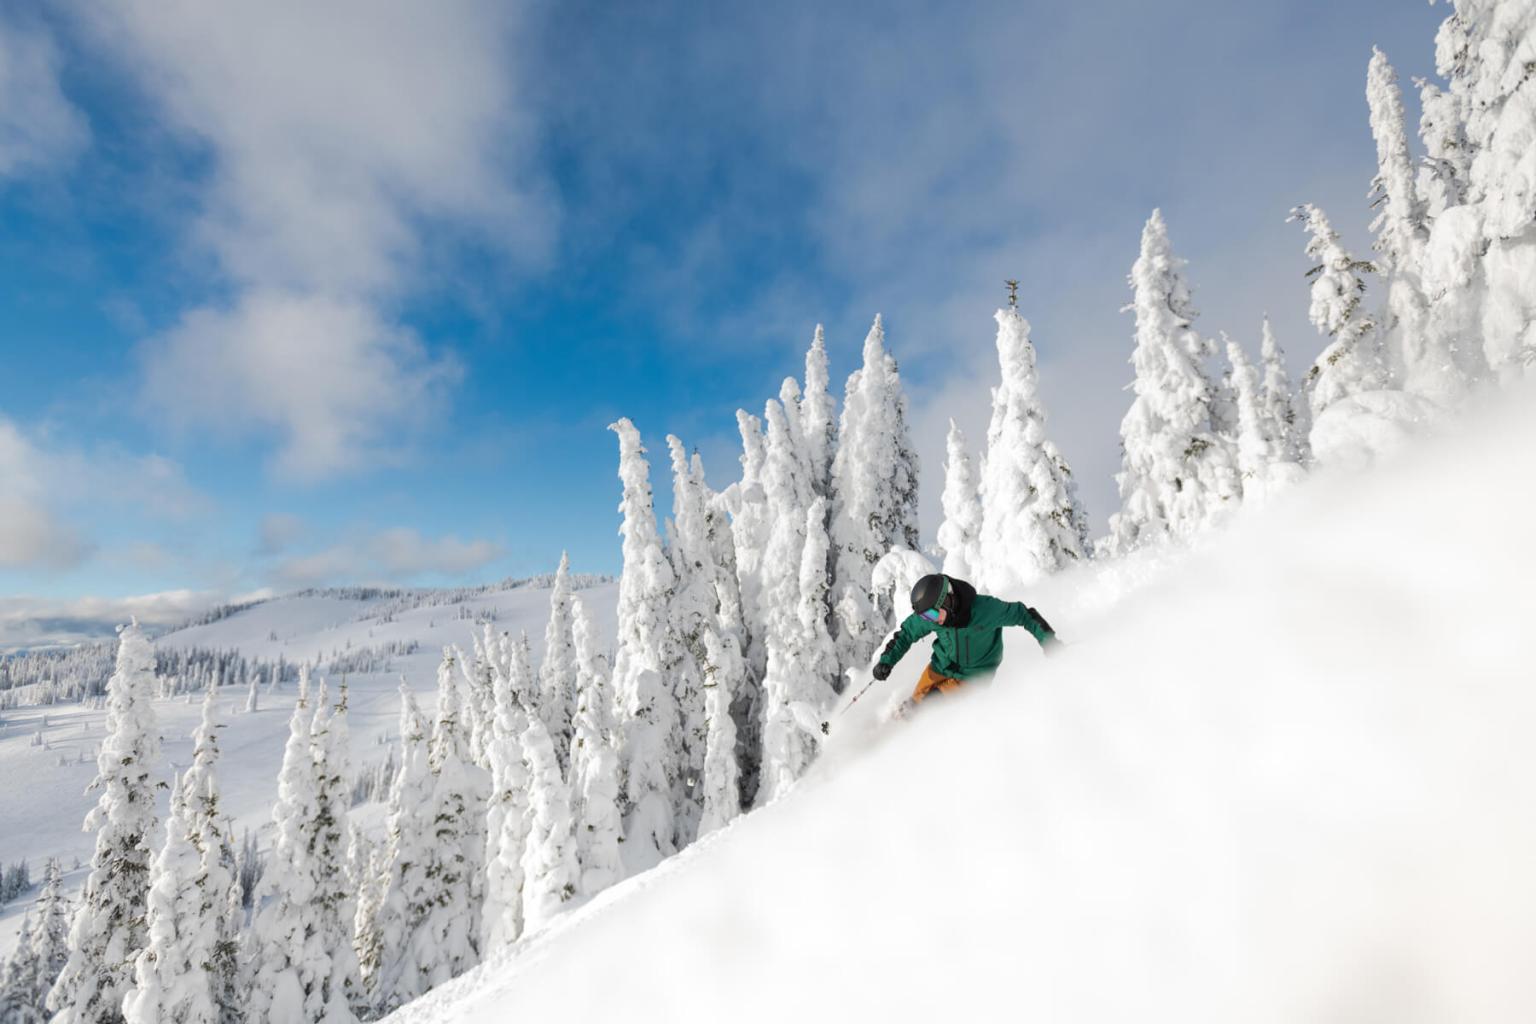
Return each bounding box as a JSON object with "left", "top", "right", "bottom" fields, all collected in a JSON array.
[
  {"left": 391, "top": 388, "right": 1536, "bottom": 1023},
  {"left": 0, "top": 579, "right": 618, "bottom": 956}
]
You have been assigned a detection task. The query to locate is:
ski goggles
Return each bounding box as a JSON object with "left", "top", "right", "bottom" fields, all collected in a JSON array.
[{"left": 917, "top": 576, "right": 951, "bottom": 621}]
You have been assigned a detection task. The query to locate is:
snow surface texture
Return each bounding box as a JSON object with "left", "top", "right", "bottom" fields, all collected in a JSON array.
[
  {"left": 389, "top": 387, "right": 1536, "bottom": 1023},
  {"left": 0, "top": 581, "right": 618, "bottom": 958}
]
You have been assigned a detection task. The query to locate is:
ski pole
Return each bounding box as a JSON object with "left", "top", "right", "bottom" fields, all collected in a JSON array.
[{"left": 820, "top": 672, "right": 880, "bottom": 734}]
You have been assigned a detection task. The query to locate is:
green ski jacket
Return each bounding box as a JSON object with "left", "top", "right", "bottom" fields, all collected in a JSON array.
[{"left": 877, "top": 582, "right": 1055, "bottom": 680}]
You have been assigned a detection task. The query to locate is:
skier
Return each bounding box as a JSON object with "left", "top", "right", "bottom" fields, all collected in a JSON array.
[{"left": 871, "top": 574, "right": 1059, "bottom": 704}]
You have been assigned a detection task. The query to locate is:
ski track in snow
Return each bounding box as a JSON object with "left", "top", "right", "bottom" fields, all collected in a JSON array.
[{"left": 389, "top": 386, "right": 1536, "bottom": 1023}]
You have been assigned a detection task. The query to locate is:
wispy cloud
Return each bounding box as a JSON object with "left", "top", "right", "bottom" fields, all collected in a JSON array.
[
  {"left": 75, "top": 0, "right": 553, "bottom": 478},
  {"left": 0, "top": 589, "right": 230, "bottom": 651},
  {"left": 0, "top": 415, "right": 209, "bottom": 571},
  {"left": 0, "top": 13, "right": 88, "bottom": 178},
  {"left": 269, "top": 527, "right": 505, "bottom": 588}
]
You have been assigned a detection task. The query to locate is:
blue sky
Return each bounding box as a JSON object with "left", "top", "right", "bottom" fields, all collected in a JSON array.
[{"left": 0, "top": 0, "right": 1448, "bottom": 645}]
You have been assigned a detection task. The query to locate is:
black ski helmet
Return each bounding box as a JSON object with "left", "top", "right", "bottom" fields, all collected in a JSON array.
[{"left": 909, "top": 574, "right": 951, "bottom": 615}]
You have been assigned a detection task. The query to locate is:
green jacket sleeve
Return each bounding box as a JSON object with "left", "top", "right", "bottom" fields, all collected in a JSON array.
[
  {"left": 971, "top": 596, "right": 1056, "bottom": 645},
  {"left": 877, "top": 614, "right": 934, "bottom": 668}
]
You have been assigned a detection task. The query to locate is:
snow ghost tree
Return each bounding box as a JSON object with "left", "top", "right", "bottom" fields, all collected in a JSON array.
[
  {"left": 936, "top": 421, "right": 982, "bottom": 582},
  {"left": 717, "top": 410, "right": 770, "bottom": 811},
  {"left": 568, "top": 595, "right": 624, "bottom": 897},
  {"left": 1437, "top": 0, "right": 1536, "bottom": 379},
  {"left": 421, "top": 653, "right": 490, "bottom": 987},
  {"left": 518, "top": 715, "right": 582, "bottom": 931},
  {"left": 1106, "top": 210, "right": 1241, "bottom": 555},
  {"left": 369, "top": 685, "right": 437, "bottom": 1013},
  {"left": 607, "top": 419, "right": 683, "bottom": 873},
  {"left": 482, "top": 636, "right": 533, "bottom": 952},
  {"left": 539, "top": 552, "right": 579, "bottom": 773},
  {"left": 48, "top": 621, "right": 160, "bottom": 1024},
  {"left": 801, "top": 325, "right": 837, "bottom": 499},
  {"left": 976, "top": 307, "right": 1090, "bottom": 586},
  {"left": 829, "top": 315, "right": 920, "bottom": 680},
  {"left": 1258, "top": 316, "right": 1309, "bottom": 466}
]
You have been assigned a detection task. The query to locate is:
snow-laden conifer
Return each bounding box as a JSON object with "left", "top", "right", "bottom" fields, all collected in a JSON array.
[
  {"left": 976, "top": 308, "right": 1090, "bottom": 584},
  {"left": 1416, "top": 77, "right": 1470, "bottom": 216},
  {"left": 123, "top": 770, "right": 216, "bottom": 1024},
  {"left": 718, "top": 410, "right": 770, "bottom": 810},
  {"left": 1105, "top": 211, "right": 1241, "bottom": 555},
  {"left": 482, "top": 637, "right": 533, "bottom": 951},
  {"left": 568, "top": 595, "right": 623, "bottom": 896},
  {"left": 538, "top": 553, "right": 579, "bottom": 773},
  {"left": 829, "top": 315, "right": 920, "bottom": 679},
  {"left": 245, "top": 691, "right": 320, "bottom": 1023},
  {"left": 4, "top": 860, "right": 72, "bottom": 1022},
  {"left": 48, "top": 620, "right": 160, "bottom": 1024},
  {"left": 305, "top": 682, "right": 362, "bottom": 1021},
  {"left": 1224, "top": 334, "right": 1305, "bottom": 504},
  {"left": 369, "top": 685, "right": 436, "bottom": 1013},
  {"left": 696, "top": 625, "right": 743, "bottom": 837},
  {"left": 1440, "top": 0, "right": 1536, "bottom": 378},
  {"left": 758, "top": 393, "right": 837, "bottom": 808},
  {"left": 801, "top": 325, "right": 837, "bottom": 499},
  {"left": 1291, "top": 203, "right": 1386, "bottom": 419},
  {"left": 607, "top": 418, "right": 683, "bottom": 872},
  {"left": 664, "top": 436, "right": 716, "bottom": 843},
  {"left": 1368, "top": 47, "right": 1456, "bottom": 401},
  {"left": 1258, "top": 317, "right": 1309, "bottom": 465},
  {"left": 455, "top": 631, "right": 498, "bottom": 772},
  {"left": 0, "top": 911, "right": 42, "bottom": 1023},
  {"left": 936, "top": 421, "right": 982, "bottom": 582},
  {"left": 519, "top": 715, "right": 581, "bottom": 931},
  {"left": 422, "top": 651, "right": 489, "bottom": 984}
]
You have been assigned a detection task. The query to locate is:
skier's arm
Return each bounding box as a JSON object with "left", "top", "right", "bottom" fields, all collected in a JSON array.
[
  {"left": 978, "top": 597, "right": 1059, "bottom": 648},
  {"left": 873, "top": 615, "right": 932, "bottom": 677}
]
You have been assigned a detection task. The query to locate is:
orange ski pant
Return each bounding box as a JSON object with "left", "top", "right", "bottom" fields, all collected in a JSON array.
[{"left": 912, "top": 665, "right": 965, "bottom": 703}]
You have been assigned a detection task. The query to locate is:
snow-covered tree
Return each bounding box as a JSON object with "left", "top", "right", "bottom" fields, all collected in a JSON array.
[
  {"left": 717, "top": 410, "right": 770, "bottom": 810},
  {"left": 2, "top": 860, "right": 70, "bottom": 1022},
  {"left": 346, "top": 824, "right": 383, "bottom": 1006},
  {"left": 1443, "top": 0, "right": 1536, "bottom": 378},
  {"left": 976, "top": 307, "right": 1090, "bottom": 585},
  {"left": 245, "top": 692, "right": 320, "bottom": 1023},
  {"left": 1368, "top": 47, "right": 1456, "bottom": 401},
  {"left": 123, "top": 772, "right": 216, "bottom": 1024},
  {"left": 0, "top": 912, "right": 43, "bottom": 1023},
  {"left": 1105, "top": 210, "right": 1241, "bottom": 555},
  {"left": 1291, "top": 203, "right": 1386, "bottom": 418},
  {"left": 305, "top": 683, "right": 362, "bottom": 1020},
  {"left": 368, "top": 685, "right": 436, "bottom": 1013},
  {"left": 244, "top": 674, "right": 258, "bottom": 715},
  {"left": 829, "top": 315, "right": 920, "bottom": 680},
  {"left": 1416, "top": 76, "right": 1471, "bottom": 216},
  {"left": 696, "top": 626, "right": 743, "bottom": 837},
  {"left": 936, "top": 421, "right": 982, "bottom": 582},
  {"left": 568, "top": 595, "right": 624, "bottom": 897},
  {"left": 758, "top": 411, "right": 838, "bottom": 816},
  {"left": 519, "top": 715, "right": 581, "bottom": 931},
  {"left": 538, "top": 553, "right": 579, "bottom": 773},
  {"left": 607, "top": 419, "right": 683, "bottom": 873},
  {"left": 800, "top": 325, "right": 837, "bottom": 499},
  {"left": 1224, "top": 334, "right": 1305, "bottom": 504},
  {"left": 421, "top": 652, "right": 489, "bottom": 985},
  {"left": 666, "top": 435, "right": 748, "bottom": 845},
  {"left": 1258, "top": 316, "right": 1309, "bottom": 465},
  {"left": 48, "top": 621, "right": 160, "bottom": 1024},
  {"left": 482, "top": 634, "right": 533, "bottom": 951}
]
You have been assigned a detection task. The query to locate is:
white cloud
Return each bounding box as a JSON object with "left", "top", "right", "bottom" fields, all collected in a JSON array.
[
  {"left": 0, "top": 14, "right": 88, "bottom": 178},
  {"left": 0, "top": 415, "right": 209, "bottom": 570},
  {"left": 0, "top": 589, "right": 228, "bottom": 651},
  {"left": 0, "top": 418, "right": 91, "bottom": 569},
  {"left": 270, "top": 527, "right": 504, "bottom": 588},
  {"left": 75, "top": 0, "right": 551, "bottom": 478},
  {"left": 140, "top": 291, "right": 461, "bottom": 479},
  {"left": 258, "top": 513, "right": 306, "bottom": 555}
]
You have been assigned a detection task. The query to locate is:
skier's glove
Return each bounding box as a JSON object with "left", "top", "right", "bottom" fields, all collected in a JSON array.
[
  {"left": 871, "top": 661, "right": 892, "bottom": 681},
  {"left": 1041, "top": 635, "right": 1063, "bottom": 657}
]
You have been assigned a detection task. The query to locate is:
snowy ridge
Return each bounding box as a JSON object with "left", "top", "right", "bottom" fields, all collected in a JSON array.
[
  {"left": 388, "top": 387, "right": 1536, "bottom": 1022},
  {"left": 0, "top": 579, "right": 619, "bottom": 958}
]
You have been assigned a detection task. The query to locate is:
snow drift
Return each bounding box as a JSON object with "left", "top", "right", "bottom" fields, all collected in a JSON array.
[{"left": 416, "top": 390, "right": 1533, "bottom": 1020}]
